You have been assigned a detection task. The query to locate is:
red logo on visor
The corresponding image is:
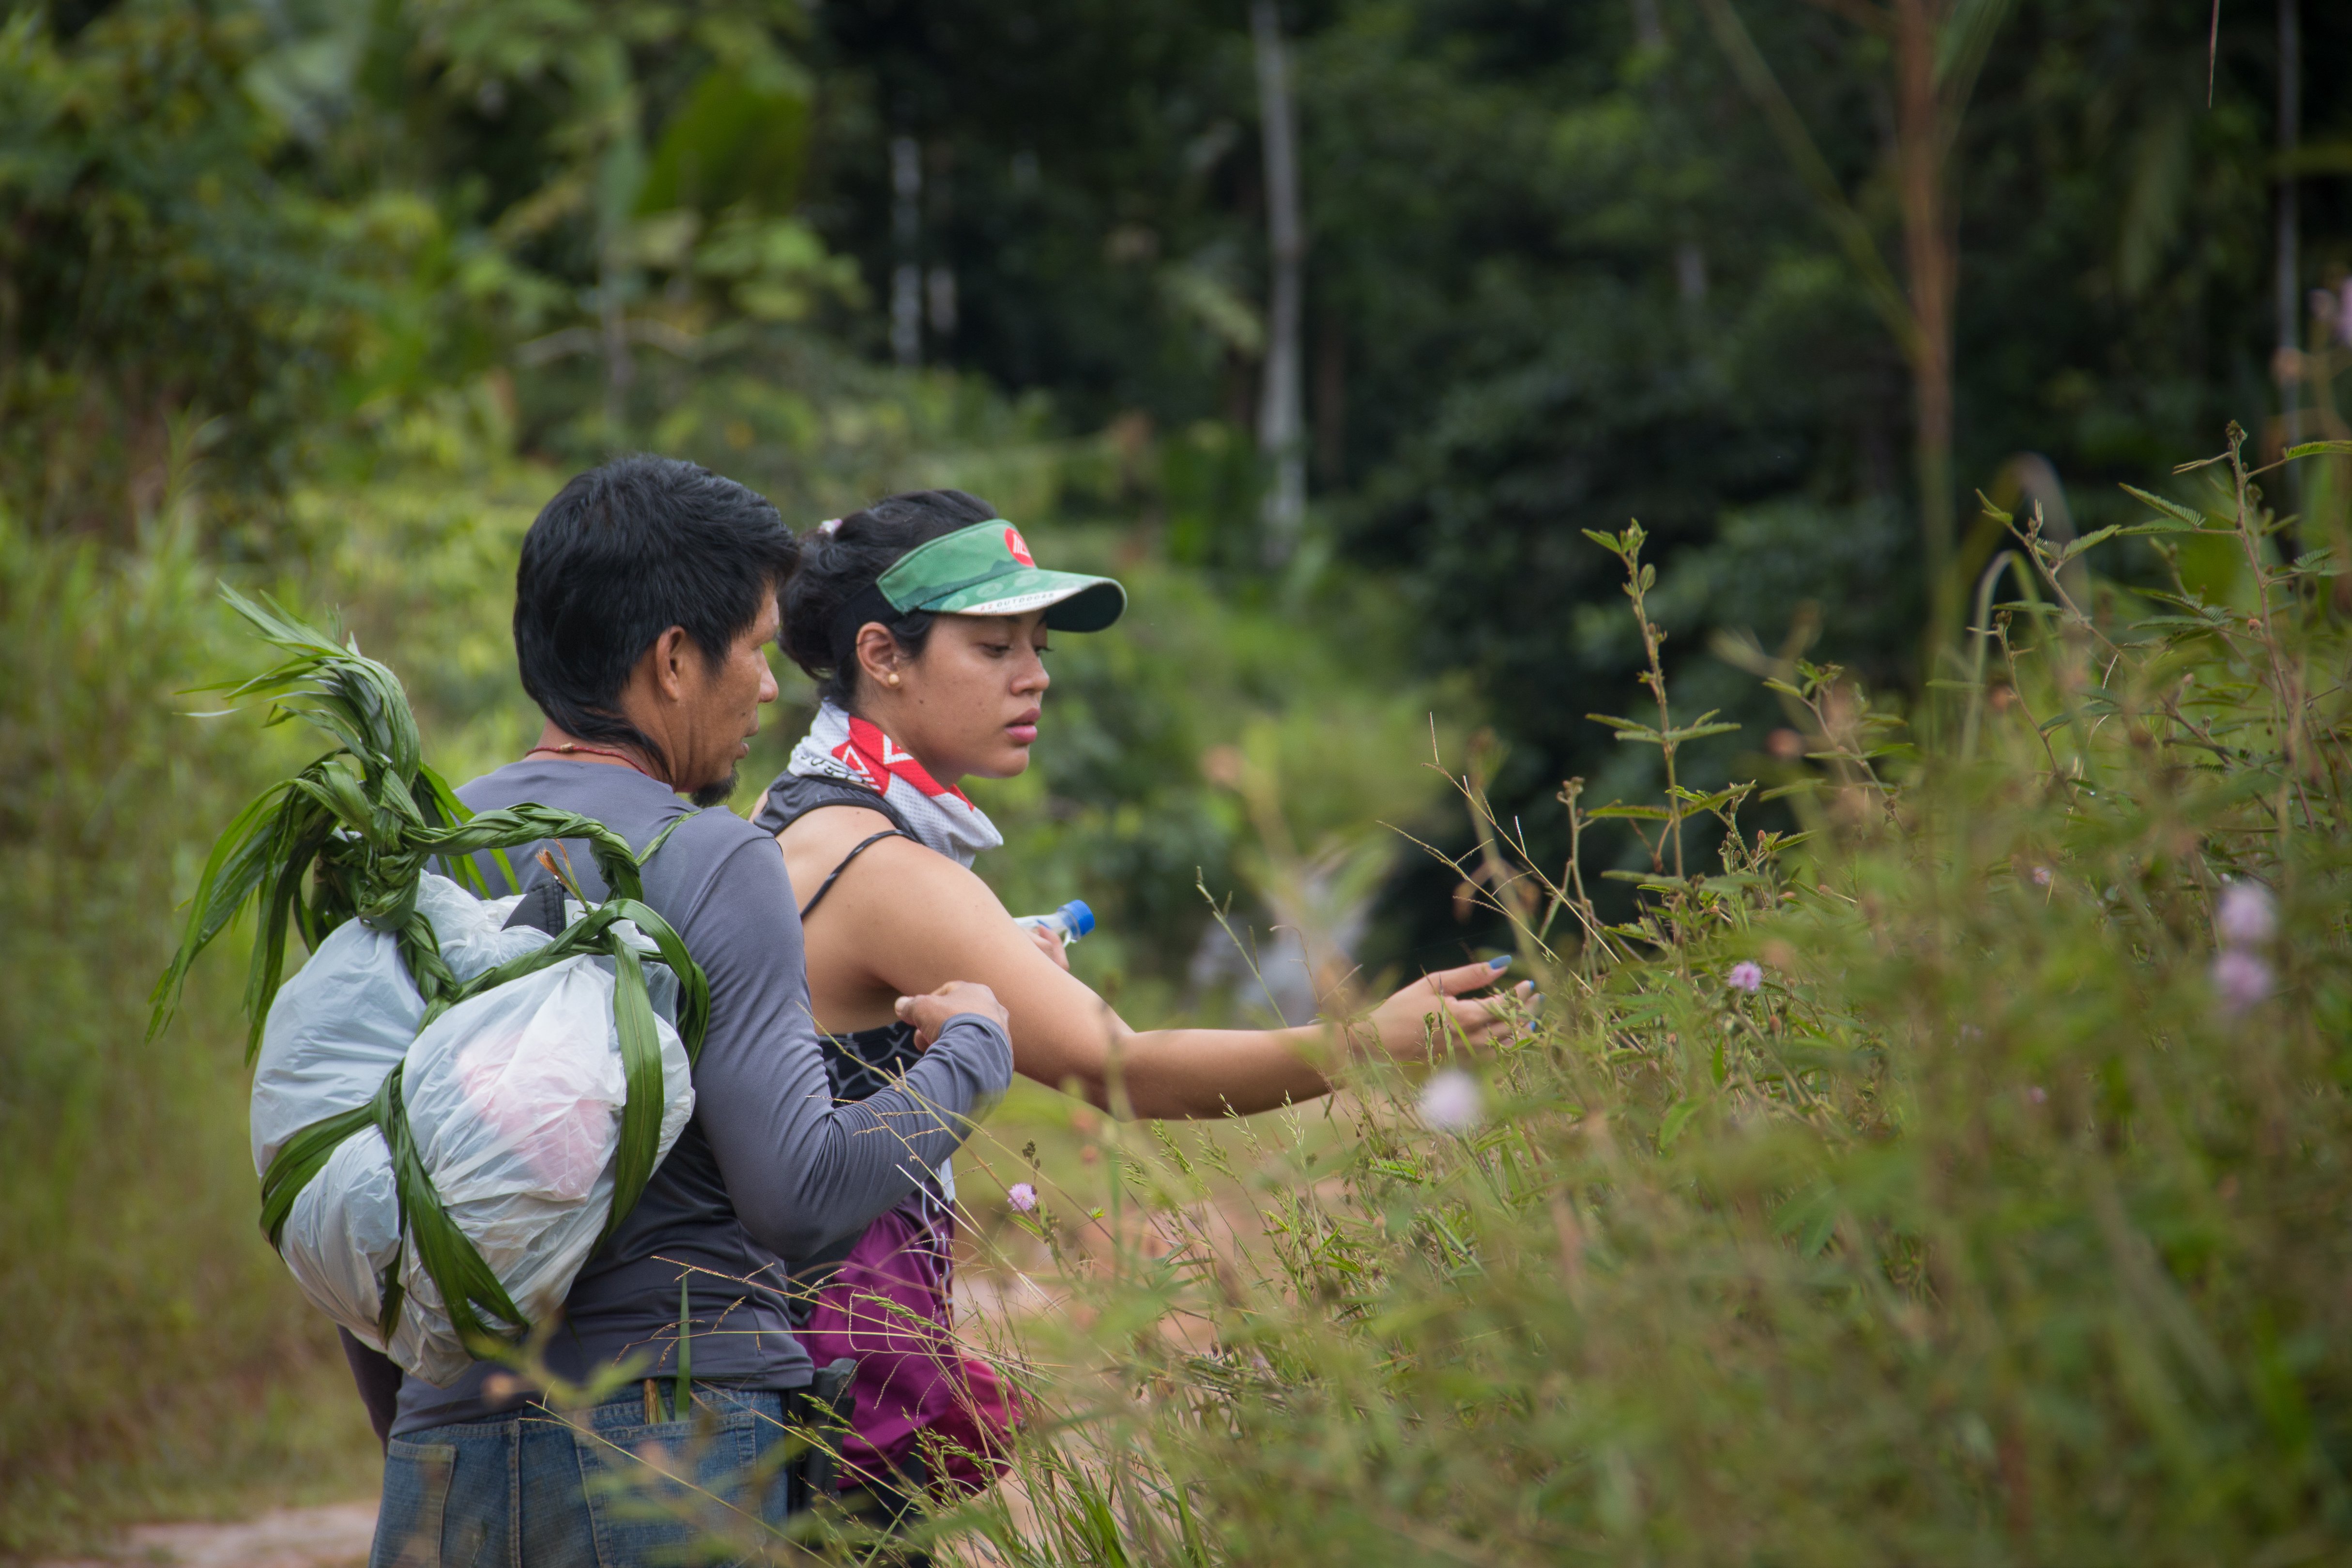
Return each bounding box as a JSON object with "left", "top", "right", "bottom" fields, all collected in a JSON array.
[{"left": 1004, "top": 526, "right": 1035, "bottom": 566}]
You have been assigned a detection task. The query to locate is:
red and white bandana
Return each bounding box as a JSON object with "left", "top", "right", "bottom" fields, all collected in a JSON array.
[{"left": 785, "top": 700, "right": 1005, "bottom": 868}]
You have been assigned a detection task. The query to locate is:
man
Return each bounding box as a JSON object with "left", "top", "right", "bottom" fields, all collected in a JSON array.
[{"left": 363, "top": 456, "right": 1013, "bottom": 1566}]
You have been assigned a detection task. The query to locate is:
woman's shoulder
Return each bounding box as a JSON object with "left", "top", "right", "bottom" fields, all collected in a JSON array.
[
  {"left": 774, "top": 799, "right": 904, "bottom": 849},
  {"left": 772, "top": 797, "right": 988, "bottom": 918},
  {"left": 801, "top": 820, "right": 1004, "bottom": 927},
  {"left": 754, "top": 773, "right": 911, "bottom": 837}
]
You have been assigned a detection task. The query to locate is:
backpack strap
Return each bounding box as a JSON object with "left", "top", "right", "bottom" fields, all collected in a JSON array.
[
  {"left": 753, "top": 773, "right": 913, "bottom": 839},
  {"left": 500, "top": 880, "right": 568, "bottom": 937},
  {"left": 758, "top": 774, "right": 921, "bottom": 920}
]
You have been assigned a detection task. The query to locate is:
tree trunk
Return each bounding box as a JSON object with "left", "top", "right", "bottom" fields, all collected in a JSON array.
[
  {"left": 1252, "top": 0, "right": 1307, "bottom": 563},
  {"left": 891, "top": 134, "right": 923, "bottom": 368},
  {"left": 596, "top": 85, "right": 645, "bottom": 441},
  {"left": 2276, "top": 0, "right": 2303, "bottom": 515},
  {"left": 1892, "top": 0, "right": 1957, "bottom": 640},
  {"left": 1700, "top": 0, "right": 2006, "bottom": 655}
]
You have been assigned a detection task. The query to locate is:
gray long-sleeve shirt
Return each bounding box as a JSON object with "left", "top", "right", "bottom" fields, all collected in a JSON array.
[{"left": 388, "top": 758, "right": 1011, "bottom": 1438}]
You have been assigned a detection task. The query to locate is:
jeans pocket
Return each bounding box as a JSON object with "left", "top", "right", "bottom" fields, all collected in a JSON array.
[
  {"left": 577, "top": 1404, "right": 788, "bottom": 1567},
  {"left": 371, "top": 1440, "right": 457, "bottom": 1568}
]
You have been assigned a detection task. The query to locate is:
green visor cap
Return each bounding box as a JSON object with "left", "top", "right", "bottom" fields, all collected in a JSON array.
[{"left": 876, "top": 521, "right": 1127, "bottom": 632}]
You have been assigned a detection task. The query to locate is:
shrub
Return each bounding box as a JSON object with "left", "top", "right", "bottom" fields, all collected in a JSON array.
[
  {"left": 936, "top": 428, "right": 2352, "bottom": 1567},
  {"left": 0, "top": 506, "right": 379, "bottom": 1550}
]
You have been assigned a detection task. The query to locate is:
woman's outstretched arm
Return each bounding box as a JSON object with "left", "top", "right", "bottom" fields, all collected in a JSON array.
[{"left": 787, "top": 822, "right": 1528, "bottom": 1119}]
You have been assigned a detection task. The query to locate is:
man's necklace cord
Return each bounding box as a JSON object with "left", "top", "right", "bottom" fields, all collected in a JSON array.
[{"left": 525, "top": 742, "right": 661, "bottom": 782}]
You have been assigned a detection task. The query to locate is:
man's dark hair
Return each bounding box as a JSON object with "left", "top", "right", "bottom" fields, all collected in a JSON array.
[
  {"left": 515, "top": 456, "right": 796, "bottom": 777},
  {"left": 780, "top": 488, "right": 996, "bottom": 709}
]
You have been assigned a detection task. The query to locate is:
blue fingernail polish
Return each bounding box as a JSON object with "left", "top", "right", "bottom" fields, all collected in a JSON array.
[
  {"left": 1530, "top": 992, "right": 1545, "bottom": 1009},
  {"left": 1488, "top": 955, "right": 1512, "bottom": 970}
]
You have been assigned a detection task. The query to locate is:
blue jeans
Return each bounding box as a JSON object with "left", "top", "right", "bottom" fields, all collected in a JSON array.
[{"left": 370, "top": 1383, "right": 811, "bottom": 1568}]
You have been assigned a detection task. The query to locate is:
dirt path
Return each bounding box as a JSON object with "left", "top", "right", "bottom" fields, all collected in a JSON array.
[{"left": 35, "top": 1501, "right": 377, "bottom": 1568}]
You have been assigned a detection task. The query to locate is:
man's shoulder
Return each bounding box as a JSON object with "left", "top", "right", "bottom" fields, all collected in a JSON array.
[
  {"left": 455, "top": 761, "right": 768, "bottom": 865},
  {"left": 656, "top": 800, "right": 772, "bottom": 863},
  {"left": 454, "top": 759, "right": 585, "bottom": 816}
]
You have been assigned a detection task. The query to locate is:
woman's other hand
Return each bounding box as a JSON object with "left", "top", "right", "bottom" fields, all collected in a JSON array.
[
  {"left": 1354, "top": 959, "right": 1534, "bottom": 1064},
  {"left": 1024, "top": 922, "right": 1071, "bottom": 971},
  {"left": 897, "top": 980, "right": 1012, "bottom": 1047}
]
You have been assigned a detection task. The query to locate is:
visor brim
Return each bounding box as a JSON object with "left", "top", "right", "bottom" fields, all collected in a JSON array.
[{"left": 926, "top": 571, "right": 1127, "bottom": 632}]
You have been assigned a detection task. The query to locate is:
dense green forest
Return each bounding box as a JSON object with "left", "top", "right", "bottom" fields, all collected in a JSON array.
[
  {"left": 9, "top": 0, "right": 2346, "bottom": 950},
  {"left": 3, "top": 0, "right": 2348, "bottom": 1556}
]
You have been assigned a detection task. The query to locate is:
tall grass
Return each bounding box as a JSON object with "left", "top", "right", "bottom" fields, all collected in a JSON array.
[
  {"left": 0, "top": 436, "right": 556, "bottom": 1553},
  {"left": 0, "top": 510, "right": 379, "bottom": 1553},
  {"left": 910, "top": 430, "right": 2352, "bottom": 1566},
  {"left": 15, "top": 402, "right": 2343, "bottom": 1562},
  {"left": 0, "top": 406, "right": 1466, "bottom": 1555},
  {"left": 330, "top": 426, "right": 2352, "bottom": 1566}
]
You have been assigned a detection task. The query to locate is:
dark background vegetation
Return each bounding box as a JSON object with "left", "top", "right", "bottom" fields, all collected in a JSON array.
[
  {"left": 9, "top": 0, "right": 2342, "bottom": 951},
  {"left": 796, "top": 0, "right": 2352, "bottom": 956},
  {"left": 1, "top": 0, "right": 2344, "bottom": 1549}
]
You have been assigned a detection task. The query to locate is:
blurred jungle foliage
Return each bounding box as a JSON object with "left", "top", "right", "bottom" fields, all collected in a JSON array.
[
  {"left": 1, "top": 0, "right": 2345, "bottom": 1551},
  {"left": 804, "top": 0, "right": 2352, "bottom": 951}
]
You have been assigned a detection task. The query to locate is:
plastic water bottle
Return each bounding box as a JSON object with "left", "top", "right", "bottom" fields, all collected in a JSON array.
[{"left": 1015, "top": 899, "right": 1096, "bottom": 946}]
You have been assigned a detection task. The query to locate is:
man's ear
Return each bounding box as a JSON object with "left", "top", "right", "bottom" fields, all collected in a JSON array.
[{"left": 648, "top": 625, "right": 694, "bottom": 701}]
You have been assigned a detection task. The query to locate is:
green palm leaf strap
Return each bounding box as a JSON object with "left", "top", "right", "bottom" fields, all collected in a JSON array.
[
  {"left": 259, "top": 1101, "right": 378, "bottom": 1248},
  {"left": 608, "top": 942, "right": 673, "bottom": 1243},
  {"left": 372, "top": 1063, "right": 531, "bottom": 1352}
]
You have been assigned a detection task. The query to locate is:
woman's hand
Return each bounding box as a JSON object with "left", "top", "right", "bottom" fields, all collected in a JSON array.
[
  {"left": 1350, "top": 959, "right": 1534, "bottom": 1065},
  {"left": 896, "top": 980, "right": 1012, "bottom": 1046},
  {"left": 1024, "top": 923, "right": 1071, "bottom": 971}
]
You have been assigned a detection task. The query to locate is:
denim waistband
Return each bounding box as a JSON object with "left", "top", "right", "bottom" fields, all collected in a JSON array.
[{"left": 403, "top": 1381, "right": 807, "bottom": 1443}]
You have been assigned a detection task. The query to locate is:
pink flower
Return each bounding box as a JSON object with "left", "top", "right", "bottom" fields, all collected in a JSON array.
[
  {"left": 2031, "top": 866, "right": 2052, "bottom": 887},
  {"left": 1008, "top": 1182, "right": 1037, "bottom": 1214},
  {"left": 1727, "top": 961, "right": 1763, "bottom": 993},
  {"left": 2211, "top": 949, "right": 2273, "bottom": 1016},
  {"left": 1418, "top": 1069, "right": 1483, "bottom": 1133},
  {"left": 2215, "top": 881, "right": 2276, "bottom": 948},
  {"left": 452, "top": 1029, "right": 613, "bottom": 1203}
]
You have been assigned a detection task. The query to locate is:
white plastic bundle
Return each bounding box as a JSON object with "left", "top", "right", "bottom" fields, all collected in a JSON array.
[{"left": 251, "top": 874, "right": 695, "bottom": 1386}]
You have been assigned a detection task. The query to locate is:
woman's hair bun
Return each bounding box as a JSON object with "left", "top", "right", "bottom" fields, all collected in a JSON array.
[{"left": 782, "top": 488, "right": 997, "bottom": 707}]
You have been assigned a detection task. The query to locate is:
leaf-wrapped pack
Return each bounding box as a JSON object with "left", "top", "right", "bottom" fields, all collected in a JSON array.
[{"left": 154, "top": 591, "right": 708, "bottom": 1382}]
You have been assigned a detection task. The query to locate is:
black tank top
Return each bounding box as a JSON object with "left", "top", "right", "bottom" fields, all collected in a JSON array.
[
  {"left": 754, "top": 775, "right": 928, "bottom": 1107},
  {"left": 756, "top": 775, "right": 946, "bottom": 1300}
]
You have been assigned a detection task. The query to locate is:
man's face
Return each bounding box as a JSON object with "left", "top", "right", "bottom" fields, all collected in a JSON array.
[{"left": 676, "top": 594, "right": 782, "bottom": 807}]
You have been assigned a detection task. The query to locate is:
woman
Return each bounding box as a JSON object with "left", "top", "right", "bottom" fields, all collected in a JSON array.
[{"left": 752, "top": 489, "right": 1528, "bottom": 1512}]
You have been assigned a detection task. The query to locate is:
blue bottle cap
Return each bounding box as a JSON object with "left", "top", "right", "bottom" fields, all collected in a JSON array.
[{"left": 1059, "top": 899, "right": 1096, "bottom": 938}]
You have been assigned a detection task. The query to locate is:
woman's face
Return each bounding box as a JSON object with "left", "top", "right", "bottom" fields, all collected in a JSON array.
[{"left": 860, "top": 610, "right": 1052, "bottom": 781}]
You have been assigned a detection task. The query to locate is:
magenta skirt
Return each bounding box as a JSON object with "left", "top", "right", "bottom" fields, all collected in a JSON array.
[{"left": 797, "top": 1195, "right": 1021, "bottom": 1493}]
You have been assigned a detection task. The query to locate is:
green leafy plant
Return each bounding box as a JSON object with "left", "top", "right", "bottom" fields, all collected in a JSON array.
[{"left": 910, "top": 431, "right": 2352, "bottom": 1566}]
